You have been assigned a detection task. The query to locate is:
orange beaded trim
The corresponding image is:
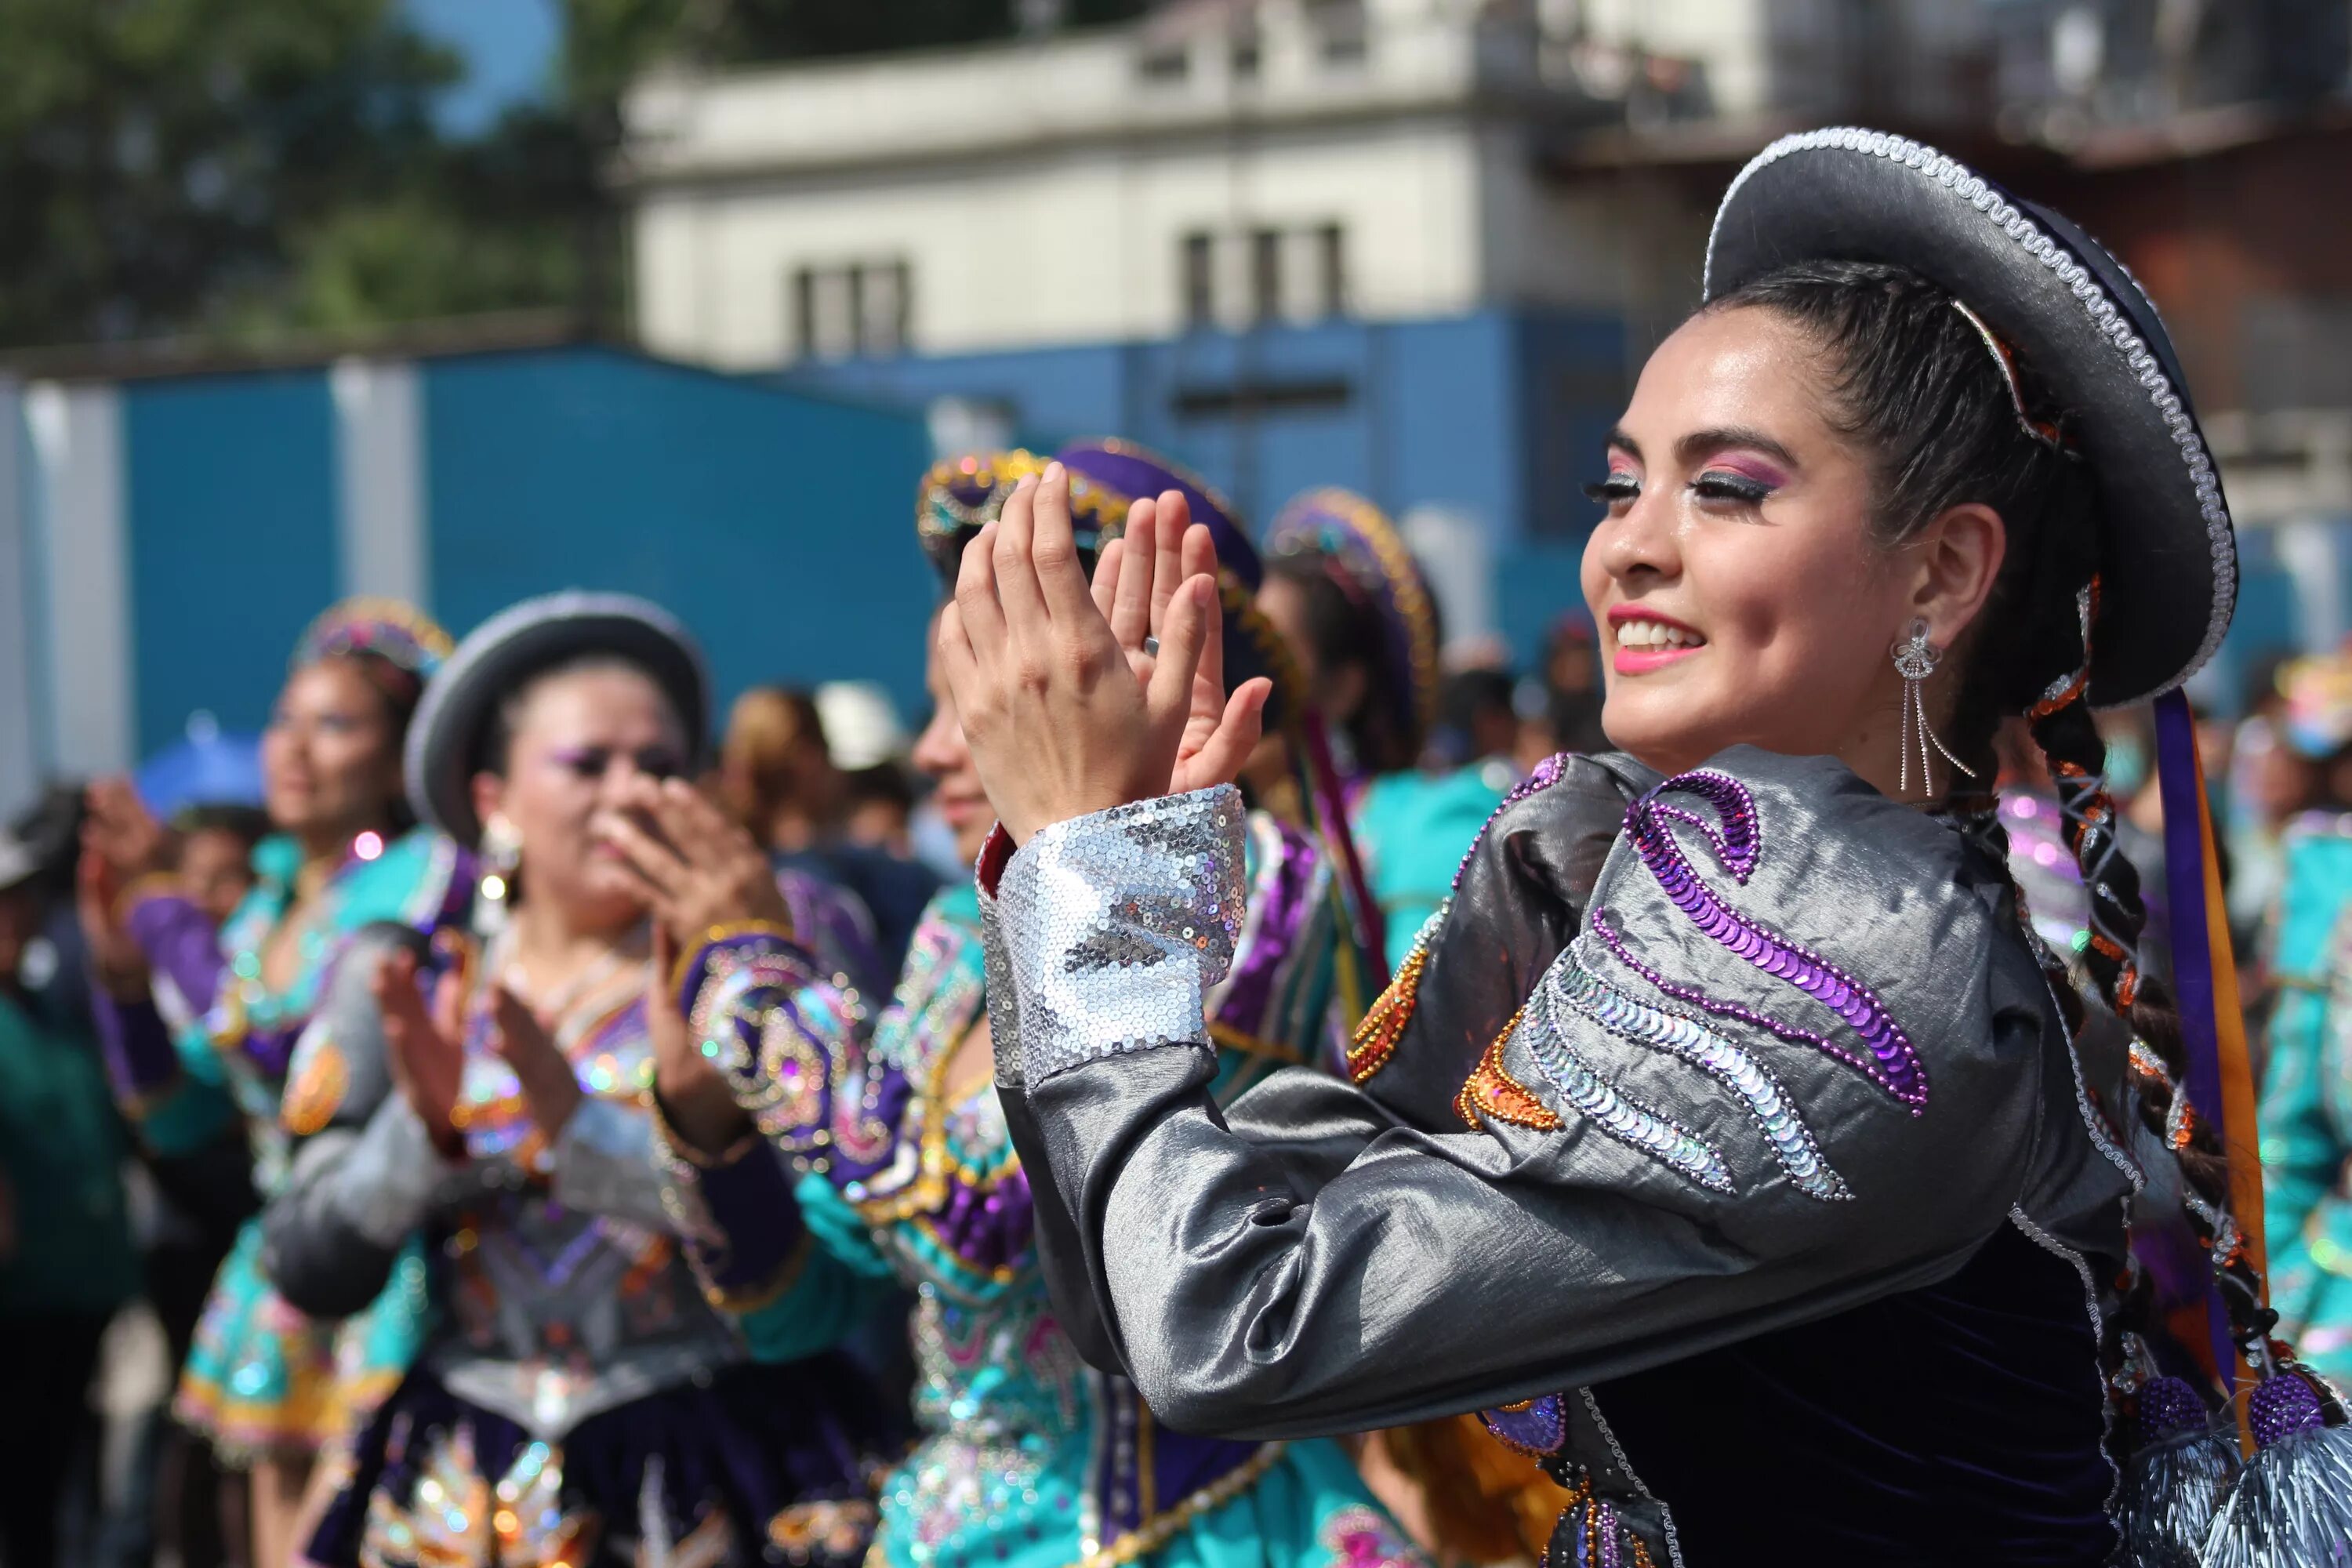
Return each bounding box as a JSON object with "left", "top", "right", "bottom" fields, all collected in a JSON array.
[
  {"left": 1454, "top": 1010, "right": 1559, "bottom": 1131},
  {"left": 1348, "top": 940, "right": 1428, "bottom": 1083}
]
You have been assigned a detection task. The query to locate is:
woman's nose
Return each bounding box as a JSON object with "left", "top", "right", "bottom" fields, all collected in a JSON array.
[{"left": 1594, "top": 493, "right": 1679, "bottom": 584}]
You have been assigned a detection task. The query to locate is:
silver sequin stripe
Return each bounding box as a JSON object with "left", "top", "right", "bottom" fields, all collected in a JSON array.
[
  {"left": 1512, "top": 977, "right": 1735, "bottom": 1195},
  {"left": 1552, "top": 948, "right": 1850, "bottom": 1202},
  {"left": 1703, "top": 127, "right": 2234, "bottom": 698}
]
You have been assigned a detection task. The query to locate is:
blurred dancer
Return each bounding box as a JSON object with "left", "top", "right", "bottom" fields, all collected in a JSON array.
[
  {"left": 80, "top": 599, "right": 463, "bottom": 1568},
  {"left": 264, "top": 592, "right": 893, "bottom": 1568},
  {"left": 2259, "top": 642, "right": 2352, "bottom": 1384},
  {"left": 720, "top": 684, "right": 937, "bottom": 979},
  {"left": 1258, "top": 490, "right": 1507, "bottom": 981},
  {"left": 634, "top": 452, "right": 1422, "bottom": 1568},
  {"left": 0, "top": 825, "right": 140, "bottom": 1568}
]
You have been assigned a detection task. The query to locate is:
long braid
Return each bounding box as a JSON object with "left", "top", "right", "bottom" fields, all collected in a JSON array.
[{"left": 2020, "top": 580, "right": 2325, "bottom": 1422}]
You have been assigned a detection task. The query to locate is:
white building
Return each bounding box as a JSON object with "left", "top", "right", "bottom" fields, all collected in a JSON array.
[{"left": 617, "top": 0, "right": 1998, "bottom": 369}]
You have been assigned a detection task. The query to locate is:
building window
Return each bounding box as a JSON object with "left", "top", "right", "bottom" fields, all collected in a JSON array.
[
  {"left": 1181, "top": 231, "right": 1216, "bottom": 328},
  {"left": 1309, "top": 0, "right": 1368, "bottom": 64},
  {"left": 1315, "top": 223, "right": 1347, "bottom": 318},
  {"left": 1178, "top": 223, "right": 1348, "bottom": 328},
  {"left": 790, "top": 259, "right": 913, "bottom": 360},
  {"left": 1250, "top": 230, "right": 1283, "bottom": 324},
  {"left": 1138, "top": 45, "right": 1189, "bottom": 82}
]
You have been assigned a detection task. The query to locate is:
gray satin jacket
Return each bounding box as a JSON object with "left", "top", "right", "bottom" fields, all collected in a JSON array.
[
  {"left": 985, "top": 748, "right": 2143, "bottom": 1559},
  {"left": 261, "top": 927, "right": 742, "bottom": 1437}
]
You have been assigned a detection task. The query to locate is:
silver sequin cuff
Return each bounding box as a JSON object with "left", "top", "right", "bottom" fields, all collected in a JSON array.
[
  {"left": 977, "top": 873, "right": 1025, "bottom": 1091},
  {"left": 328, "top": 1096, "right": 460, "bottom": 1247},
  {"left": 995, "top": 786, "right": 1249, "bottom": 1084}
]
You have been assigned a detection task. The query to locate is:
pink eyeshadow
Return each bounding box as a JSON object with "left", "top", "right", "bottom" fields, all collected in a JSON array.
[{"left": 1704, "top": 453, "right": 1789, "bottom": 487}]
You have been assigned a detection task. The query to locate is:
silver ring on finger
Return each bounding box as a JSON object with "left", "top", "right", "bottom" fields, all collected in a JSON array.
[{"left": 1142, "top": 635, "right": 1160, "bottom": 658}]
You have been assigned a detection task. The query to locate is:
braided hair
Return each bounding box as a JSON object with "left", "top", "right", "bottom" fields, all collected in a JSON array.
[{"left": 1708, "top": 260, "right": 2297, "bottom": 1432}]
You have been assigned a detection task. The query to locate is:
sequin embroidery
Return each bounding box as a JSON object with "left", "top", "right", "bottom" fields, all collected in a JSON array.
[
  {"left": 1623, "top": 769, "right": 1929, "bottom": 1112},
  {"left": 1548, "top": 951, "right": 1849, "bottom": 1201}
]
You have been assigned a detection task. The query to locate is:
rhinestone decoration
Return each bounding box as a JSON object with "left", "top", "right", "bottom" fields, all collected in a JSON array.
[
  {"left": 1550, "top": 949, "right": 1849, "bottom": 1201},
  {"left": 996, "top": 788, "right": 1249, "bottom": 1084},
  {"left": 1624, "top": 770, "right": 1929, "bottom": 1112}
]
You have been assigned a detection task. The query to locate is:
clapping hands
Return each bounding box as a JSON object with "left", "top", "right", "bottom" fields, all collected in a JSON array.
[{"left": 935, "top": 463, "right": 1272, "bottom": 845}]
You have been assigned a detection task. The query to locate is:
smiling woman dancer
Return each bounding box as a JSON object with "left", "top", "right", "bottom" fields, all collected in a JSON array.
[
  {"left": 81, "top": 601, "right": 462, "bottom": 1568},
  {"left": 938, "top": 132, "right": 2352, "bottom": 1565}
]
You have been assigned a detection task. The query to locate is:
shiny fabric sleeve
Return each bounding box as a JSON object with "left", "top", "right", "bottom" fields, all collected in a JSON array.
[
  {"left": 992, "top": 753, "right": 2071, "bottom": 1438},
  {"left": 655, "top": 924, "right": 901, "bottom": 1352},
  {"left": 125, "top": 889, "right": 227, "bottom": 1019},
  {"left": 262, "top": 924, "right": 476, "bottom": 1317}
]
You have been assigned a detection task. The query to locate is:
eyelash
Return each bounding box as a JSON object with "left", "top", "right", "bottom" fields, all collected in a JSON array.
[{"left": 1581, "top": 471, "right": 1777, "bottom": 506}]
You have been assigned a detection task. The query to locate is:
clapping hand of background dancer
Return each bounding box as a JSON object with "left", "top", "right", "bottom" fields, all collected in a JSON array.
[
  {"left": 594, "top": 775, "right": 773, "bottom": 1156},
  {"left": 372, "top": 948, "right": 583, "bottom": 1157},
  {"left": 936, "top": 462, "right": 1272, "bottom": 845},
  {"left": 75, "top": 777, "right": 173, "bottom": 998}
]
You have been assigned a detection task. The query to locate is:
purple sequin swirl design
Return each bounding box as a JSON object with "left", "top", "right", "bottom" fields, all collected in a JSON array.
[
  {"left": 2249, "top": 1374, "right": 2327, "bottom": 1448},
  {"left": 1624, "top": 770, "right": 1929, "bottom": 1113}
]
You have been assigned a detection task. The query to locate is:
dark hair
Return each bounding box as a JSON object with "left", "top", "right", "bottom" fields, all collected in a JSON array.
[
  {"left": 1711, "top": 260, "right": 2285, "bottom": 1432},
  {"left": 477, "top": 654, "right": 685, "bottom": 779},
  {"left": 1265, "top": 553, "right": 1425, "bottom": 775},
  {"left": 172, "top": 802, "right": 273, "bottom": 849}
]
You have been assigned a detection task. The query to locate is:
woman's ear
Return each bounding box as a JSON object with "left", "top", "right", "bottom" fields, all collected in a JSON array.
[
  {"left": 470, "top": 771, "right": 506, "bottom": 837},
  {"left": 1911, "top": 502, "right": 2007, "bottom": 648}
]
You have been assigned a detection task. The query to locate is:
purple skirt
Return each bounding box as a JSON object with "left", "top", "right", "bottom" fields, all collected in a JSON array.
[{"left": 307, "top": 1353, "right": 899, "bottom": 1568}]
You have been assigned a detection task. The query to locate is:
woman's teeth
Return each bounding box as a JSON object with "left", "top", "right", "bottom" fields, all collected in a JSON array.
[{"left": 1618, "top": 620, "right": 1704, "bottom": 650}]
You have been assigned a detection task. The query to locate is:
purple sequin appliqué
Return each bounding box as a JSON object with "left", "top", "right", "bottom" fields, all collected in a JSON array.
[
  {"left": 1621, "top": 770, "right": 1929, "bottom": 1112},
  {"left": 1478, "top": 1393, "right": 1568, "bottom": 1456}
]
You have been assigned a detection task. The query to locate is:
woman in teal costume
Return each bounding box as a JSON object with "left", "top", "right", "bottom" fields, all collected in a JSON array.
[
  {"left": 82, "top": 600, "right": 465, "bottom": 1568},
  {"left": 2261, "top": 641, "right": 2352, "bottom": 1383},
  {"left": 1258, "top": 490, "right": 1505, "bottom": 979},
  {"left": 629, "top": 451, "right": 1424, "bottom": 1568}
]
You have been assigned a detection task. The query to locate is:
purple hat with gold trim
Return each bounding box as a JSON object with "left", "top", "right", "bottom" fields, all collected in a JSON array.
[
  {"left": 1052, "top": 437, "right": 1300, "bottom": 730},
  {"left": 916, "top": 448, "right": 1130, "bottom": 588},
  {"left": 1265, "top": 488, "right": 1441, "bottom": 760}
]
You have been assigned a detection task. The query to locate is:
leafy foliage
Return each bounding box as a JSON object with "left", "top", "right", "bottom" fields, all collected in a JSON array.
[{"left": 0, "top": 0, "right": 1149, "bottom": 350}]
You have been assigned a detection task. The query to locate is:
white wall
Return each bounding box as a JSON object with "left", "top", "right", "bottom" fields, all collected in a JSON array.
[{"left": 634, "top": 120, "right": 1487, "bottom": 365}]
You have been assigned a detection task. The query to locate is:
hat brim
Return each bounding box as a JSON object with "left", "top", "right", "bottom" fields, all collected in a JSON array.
[
  {"left": 405, "top": 593, "right": 710, "bottom": 848},
  {"left": 1704, "top": 128, "right": 2236, "bottom": 706}
]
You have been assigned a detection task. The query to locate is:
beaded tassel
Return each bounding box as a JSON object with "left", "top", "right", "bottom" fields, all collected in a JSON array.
[{"left": 2200, "top": 1372, "right": 2352, "bottom": 1566}]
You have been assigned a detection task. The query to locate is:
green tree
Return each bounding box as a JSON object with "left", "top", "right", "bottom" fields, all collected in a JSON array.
[{"left": 0, "top": 0, "right": 1152, "bottom": 351}]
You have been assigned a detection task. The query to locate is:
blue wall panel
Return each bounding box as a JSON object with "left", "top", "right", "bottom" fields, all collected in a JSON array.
[
  {"left": 123, "top": 371, "right": 339, "bottom": 753},
  {"left": 422, "top": 347, "right": 936, "bottom": 731}
]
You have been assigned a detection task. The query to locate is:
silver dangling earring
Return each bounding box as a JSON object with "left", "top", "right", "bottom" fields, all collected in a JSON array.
[
  {"left": 475, "top": 812, "right": 521, "bottom": 936},
  {"left": 1892, "top": 617, "right": 1977, "bottom": 798}
]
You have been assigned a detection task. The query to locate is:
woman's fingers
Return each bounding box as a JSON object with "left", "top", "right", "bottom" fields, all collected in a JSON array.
[
  {"left": 953, "top": 521, "right": 1009, "bottom": 667},
  {"left": 1146, "top": 575, "right": 1217, "bottom": 735},
  {"left": 1149, "top": 490, "right": 1191, "bottom": 630},
  {"left": 989, "top": 474, "right": 1051, "bottom": 634},
  {"left": 1178, "top": 523, "right": 1228, "bottom": 699},
  {"left": 1109, "top": 499, "right": 1159, "bottom": 649},
  {"left": 593, "top": 805, "right": 691, "bottom": 895},
  {"left": 1186, "top": 678, "right": 1273, "bottom": 789},
  {"left": 1090, "top": 535, "right": 1125, "bottom": 625},
  {"left": 1027, "top": 463, "right": 1100, "bottom": 622}
]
